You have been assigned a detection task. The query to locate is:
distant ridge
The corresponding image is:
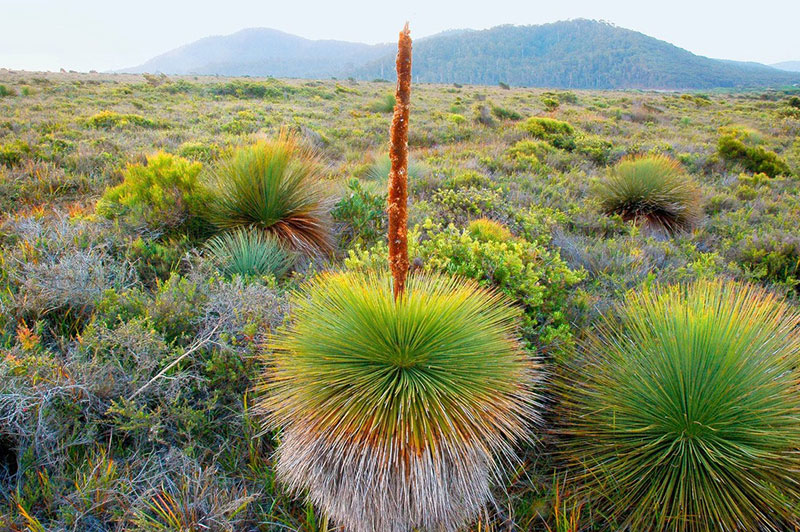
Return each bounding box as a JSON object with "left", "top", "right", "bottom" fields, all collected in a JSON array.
[
  {"left": 120, "top": 28, "right": 393, "bottom": 78},
  {"left": 121, "top": 20, "right": 800, "bottom": 89},
  {"left": 772, "top": 61, "right": 800, "bottom": 73}
]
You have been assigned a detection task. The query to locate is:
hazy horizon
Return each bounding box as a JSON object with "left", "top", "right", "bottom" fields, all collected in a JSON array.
[{"left": 1, "top": 0, "right": 798, "bottom": 72}]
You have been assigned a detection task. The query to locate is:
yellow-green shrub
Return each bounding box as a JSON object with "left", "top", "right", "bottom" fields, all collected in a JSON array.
[{"left": 96, "top": 153, "right": 209, "bottom": 235}]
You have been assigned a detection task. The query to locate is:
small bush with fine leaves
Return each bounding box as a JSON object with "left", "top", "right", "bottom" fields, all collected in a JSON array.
[
  {"left": 203, "top": 133, "right": 332, "bottom": 254},
  {"left": 96, "top": 152, "right": 209, "bottom": 235},
  {"left": 561, "top": 280, "right": 800, "bottom": 531},
  {"left": 258, "top": 271, "right": 539, "bottom": 532},
  {"left": 595, "top": 154, "right": 702, "bottom": 231},
  {"left": 204, "top": 228, "right": 294, "bottom": 279}
]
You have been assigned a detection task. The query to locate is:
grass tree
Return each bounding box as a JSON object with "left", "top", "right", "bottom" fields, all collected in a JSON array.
[
  {"left": 258, "top": 24, "right": 539, "bottom": 532},
  {"left": 561, "top": 279, "right": 800, "bottom": 531},
  {"left": 595, "top": 154, "right": 702, "bottom": 232},
  {"left": 203, "top": 131, "right": 333, "bottom": 255}
]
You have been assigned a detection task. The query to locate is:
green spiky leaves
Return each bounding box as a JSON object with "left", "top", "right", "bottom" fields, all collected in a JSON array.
[
  {"left": 204, "top": 228, "right": 294, "bottom": 279},
  {"left": 562, "top": 280, "right": 800, "bottom": 532},
  {"left": 204, "top": 133, "right": 333, "bottom": 255},
  {"left": 259, "top": 271, "right": 539, "bottom": 532},
  {"left": 595, "top": 154, "right": 702, "bottom": 231}
]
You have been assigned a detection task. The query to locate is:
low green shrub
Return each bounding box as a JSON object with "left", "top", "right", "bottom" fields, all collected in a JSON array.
[
  {"left": 86, "top": 111, "right": 163, "bottom": 129},
  {"left": 491, "top": 105, "right": 522, "bottom": 121},
  {"left": 0, "top": 84, "right": 16, "bottom": 97},
  {"left": 521, "top": 117, "right": 576, "bottom": 150},
  {"left": 96, "top": 152, "right": 209, "bottom": 235},
  {"left": 466, "top": 218, "right": 514, "bottom": 242},
  {"left": 738, "top": 233, "right": 800, "bottom": 291},
  {"left": 332, "top": 178, "right": 386, "bottom": 249},
  {"left": 346, "top": 220, "right": 582, "bottom": 346},
  {"left": 718, "top": 133, "right": 791, "bottom": 177},
  {"left": 562, "top": 280, "right": 800, "bottom": 531},
  {"left": 0, "top": 140, "right": 35, "bottom": 167}
]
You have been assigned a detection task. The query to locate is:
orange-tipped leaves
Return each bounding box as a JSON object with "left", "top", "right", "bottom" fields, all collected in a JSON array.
[{"left": 258, "top": 271, "right": 539, "bottom": 532}]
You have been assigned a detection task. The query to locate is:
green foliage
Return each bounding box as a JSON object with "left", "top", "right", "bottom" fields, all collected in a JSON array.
[
  {"left": 86, "top": 111, "right": 163, "bottom": 129},
  {"left": 259, "top": 270, "right": 537, "bottom": 532},
  {"left": 0, "top": 139, "right": 35, "bottom": 167},
  {"left": 346, "top": 221, "right": 582, "bottom": 346},
  {"left": 562, "top": 280, "right": 800, "bottom": 531},
  {"left": 491, "top": 105, "right": 522, "bottom": 121},
  {"left": 178, "top": 141, "right": 220, "bottom": 162},
  {"left": 738, "top": 233, "right": 800, "bottom": 291},
  {"left": 96, "top": 152, "right": 209, "bottom": 235},
  {"left": 0, "top": 84, "right": 16, "bottom": 97},
  {"left": 203, "top": 134, "right": 332, "bottom": 254},
  {"left": 210, "top": 80, "right": 285, "bottom": 99},
  {"left": 367, "top": 93, "right": 396, "bottom": 113},
  {"left": 521, "top": 117, "right": 576, "bottom": 150},
  {"left": 595, "top": 154, "right": 702, "bottom": 231},
  {"left": 204, "top": 228, "right": 294, "bottom": 279},
  {"left": 332, "top": 178, "right": 386, "bottom": 249},
  {"left": 718, "top": 133, "right": 791, "bottom": 177},
  {"left": 467, "top": 218, "right": 514, "bottom": 242}
]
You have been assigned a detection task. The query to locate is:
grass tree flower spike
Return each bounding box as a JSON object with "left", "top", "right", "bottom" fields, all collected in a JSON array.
[{"left": 388, "top": 22, "right": 412, "bottom": 299}]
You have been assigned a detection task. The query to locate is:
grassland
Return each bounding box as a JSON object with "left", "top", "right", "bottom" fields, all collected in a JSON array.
[{"left": 0, "top": 70, "right": 799, "bottom": 531}]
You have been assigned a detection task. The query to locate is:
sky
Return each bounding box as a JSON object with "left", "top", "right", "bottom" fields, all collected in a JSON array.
[{"left": 1, "top": 0, "right": 798, "bottom": 72}]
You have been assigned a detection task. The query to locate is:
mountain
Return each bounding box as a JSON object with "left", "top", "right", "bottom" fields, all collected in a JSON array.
[
  {"left": 772, "top": 61, "right": 800, "bottom": 72},
  {"left": 355, "top": 21, "right": 800, "bottom": 89},
  {"left": 120, "top": 28, "right": 393, "bottom": 78},
  {"left": 121, "top": 20, "right": 800, "bottom": 89}
]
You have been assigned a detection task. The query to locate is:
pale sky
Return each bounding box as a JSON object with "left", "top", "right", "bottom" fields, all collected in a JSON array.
[{"left": 1, "top": 0, "right": 798, "bottom": 72}]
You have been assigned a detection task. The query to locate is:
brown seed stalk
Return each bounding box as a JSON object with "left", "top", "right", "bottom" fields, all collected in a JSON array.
[{"left": 388, "top": 22, "right": 412, "bottom": 299}]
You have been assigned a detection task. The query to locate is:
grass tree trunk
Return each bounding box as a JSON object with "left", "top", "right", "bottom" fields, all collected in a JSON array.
[{"left": 388, "top": 23, "right": 412, "bottom": 299}]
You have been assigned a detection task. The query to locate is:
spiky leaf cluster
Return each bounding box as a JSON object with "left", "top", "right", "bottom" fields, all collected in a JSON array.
[
  {"left": 259, "top": 271, "right": 539, "bottom": 532},
  {"left": 203, "top": 133, "right": 332, "bottom": 254},
  {"left": 595, "top": 154, "right": 702, "bottom": 231},
  {"left": 562, "top": 279, "right": 800, "bottom": 532},
  {"left": 204, "top": 228, "right": 294, "bottom": 279}
]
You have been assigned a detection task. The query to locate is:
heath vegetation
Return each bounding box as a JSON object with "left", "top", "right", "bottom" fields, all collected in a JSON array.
[{"left": 0, "top": 50, "right": 799, "bottom": 532}]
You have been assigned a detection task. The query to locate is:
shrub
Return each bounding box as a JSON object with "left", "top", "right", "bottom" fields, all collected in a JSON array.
[
  {"left": 718, "top": 134, "right": 791, "bottom": 177},
  {"left": 595, "top": 154, "right": 702, "bottom": 232},
  {"left": 738, "top": 232, "right": 800, "bottom": 291},
  {"left": 561, "top": 280, "right": 800, "bottom": 531},
  {"left": 491, "top": 105, "right": 522, "bottom": 121},
  {"left": 0, "top": 84, "right": 16, "bottom": 97},
  {"left": 467, "top": 218, "right": 514, "bottom": 243},
  {"left": 96, "top": 152, "right": 209, "bottom": 235},
  {"left": 367, "top": 93, "right": 396, "bottom": 113},
  {"left": 332, "top": 178, "right": 386, "bottom": 249},
  {"left": 0, "top": 140, "right": 34, "bottom": 167},
  {"left": 258, "top": 271, "right": 538, "bottom": 532},
  {"left": 204, "top": 228, "right": 294, "bottom": 279},
  {"left": 86, "top": 111, "right": 162, "bottom": 129},
  {"left": 178, "top": 141, "right": 220, "bottom": 162},
  {"left": 521, "top": 117, "right": 576, "bottom": 150},
  {"left": 346, "top": 222, "right": 582, "bottom": 346},
  {"left": 203, "top": 133, "right": 333, "bottom": 255},
  {"left": 472, "top": 103, "right": 495, "bottom": 126}
]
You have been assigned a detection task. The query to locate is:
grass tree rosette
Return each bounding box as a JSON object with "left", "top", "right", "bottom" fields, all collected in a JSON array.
[
  {"left": 562, "top": 279, "right": 800, "bottom": 531},
  {"left": 596, "top": 154, "right": 702, "bottom": 231},
  {"left": 259, "top": 270, "right": 540, "bottom": 532},
  {"left": 204, "top": 132, "right": 333, "bottom": 255}
]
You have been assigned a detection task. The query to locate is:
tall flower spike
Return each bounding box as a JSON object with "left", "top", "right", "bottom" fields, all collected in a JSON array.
[{"left": 388, "top": 22, "right": 412, "bottom": 299}]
